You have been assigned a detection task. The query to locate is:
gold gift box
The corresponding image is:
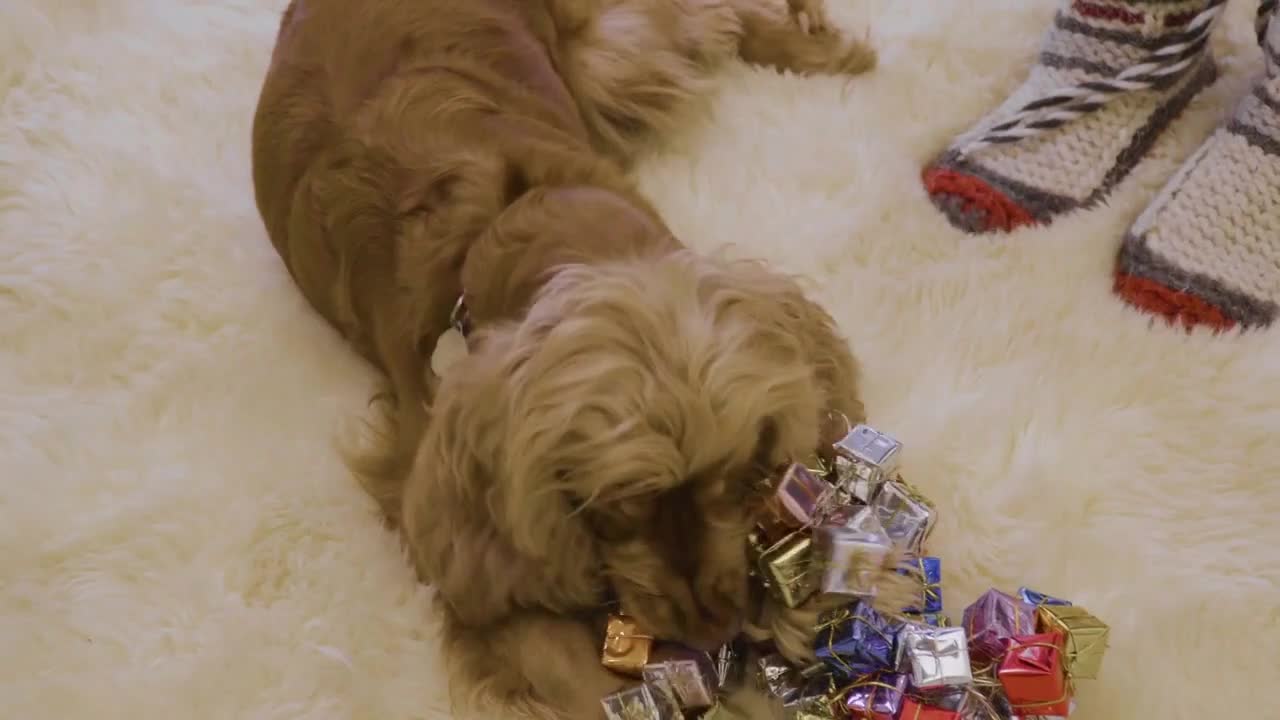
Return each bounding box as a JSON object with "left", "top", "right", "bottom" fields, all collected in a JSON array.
[
  {"left": 1036, "top": 604, "right": 1109, "bottom": 679},
  {"left": 602, "top": 614, "right": 654, "bottom": 677},
  {"left": 757, "top": 531, "right": 817, "bottom": 609}
]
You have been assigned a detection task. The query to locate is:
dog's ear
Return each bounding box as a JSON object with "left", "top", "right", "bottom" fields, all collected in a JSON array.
[
  {"left": 401, "top": 330, "right": 604, "bottom": 627},
  {"left": 712, "top": 257, "right": 866, "bottom": 426}
]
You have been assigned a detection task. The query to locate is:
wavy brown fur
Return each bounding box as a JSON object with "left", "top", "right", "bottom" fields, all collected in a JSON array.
[{"left": 251, "top": 0, "right": 879, "bottom": 717}]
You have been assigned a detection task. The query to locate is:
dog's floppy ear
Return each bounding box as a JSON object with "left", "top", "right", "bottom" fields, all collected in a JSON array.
[
  {"left": 401, "top": 329, "right": 604, "bottom": 627},
  {"left": 704, "top": 255, "right": 867, "bottom": 427}
]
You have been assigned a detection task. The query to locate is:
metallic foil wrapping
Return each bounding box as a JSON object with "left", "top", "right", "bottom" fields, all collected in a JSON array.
[
  {"left": 961, "top": 589, "right": 1036, "bottom": 661},
  {"left": 759, "top": 464, "right": 837, "bottom": 541},
  {"left": 813, "top": 601, "right": 901, "bottom": 679},
  {"left": 870, "top": 479, "right": 936, "bottom": 553},
  {"left": 642, "top": 647, "right": 718, "bottom": 711},
  {"left": 824, "top": 505, "right": 884, "bottom": 534},
  {"left": 758, "top": 531, "right": 818, "bottom": 608},
  {"left": 996, "top": 632, "right": 1072, "bottom": 717},
  {"left": 781, "top": 673, "right": 841, "bottom": 720},
  {"left": 835, "top": 424, "right": 903, "bottom": 472},
  {"left": 896, "top": 697, "right": 961, "bottom": 720},
  {"left": 831, "top": 424, "right": 902, "bottom": 505},
  {"left": 899, "top": 626, "right": 973, "bottom": 689},
  {"left": 840, "top": 672, "right": 907, "bottom": 720},
  {"left": 814, "top": 514, "right": 893, "bottom": 598},
  {"left": 601, "top": 683, "right": 680, "bottom": 720},
  {"left": 832, "top": 455, "right": 885, "bottom": 506},
  {"left": 602, "top": 614, "right": 654, "bottom": 676},
  {"left": 899, "top": 556, "right": 943, "bottom": 614},
  {"left": 757, "top": 653, "right": 803, "bottom": 703},
  {"left": 712, "top": 638, "right": 747, "bottom": 691},
  {"left": 1036, "top": 604, "right": 1109, "bottom": 679},
  {"left": 1017, "top": 587, "right": 1072, "bottom": 608}
]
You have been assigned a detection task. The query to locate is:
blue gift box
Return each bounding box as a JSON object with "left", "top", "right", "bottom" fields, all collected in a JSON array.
[
  {"left": 813, "top": 601, "right": 902, "bottom": 679},
  {"left": 899, "top": 556, "right": 943, "bottom": 614},
  {"left": 904, "top": 612, "right": 950, "bottom": 627},
  {"left": 1016, "top": 586, "right": 1072, "bottom": 607}
]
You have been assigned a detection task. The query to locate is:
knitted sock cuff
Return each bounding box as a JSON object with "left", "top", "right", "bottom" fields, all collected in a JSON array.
[{"left": 1064, "top": 0, "right": 1214, "bottom": 37}]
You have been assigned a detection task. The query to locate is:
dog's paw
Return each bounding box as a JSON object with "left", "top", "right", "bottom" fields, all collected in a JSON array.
[
  {"left": 834, "top": 37, "right": 876, "bottom": 75},
  {"left": 786, "top": 0, "right": 832, "bottom": 35}
]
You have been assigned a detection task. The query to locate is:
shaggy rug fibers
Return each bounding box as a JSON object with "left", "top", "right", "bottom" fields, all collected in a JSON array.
[{"left": 3, "top": 1, "right": 1278, "bottom": 718}]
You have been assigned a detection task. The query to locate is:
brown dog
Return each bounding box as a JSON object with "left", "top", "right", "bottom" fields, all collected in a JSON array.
[{"left": 252, "top": 1, "right": 897, "bottom": 717}]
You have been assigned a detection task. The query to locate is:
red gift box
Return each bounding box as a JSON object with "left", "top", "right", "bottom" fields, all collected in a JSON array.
[
  {"left": 997, "top": 631, "right": 1073, "bottom": 716},
  {"left": 897, "top": 697, "right": 961, "bottom": 720}
]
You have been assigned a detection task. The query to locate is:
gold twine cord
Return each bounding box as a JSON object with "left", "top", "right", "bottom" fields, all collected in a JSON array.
[{"left": 817, "top": 609, "right": 895, "bottom": 678}]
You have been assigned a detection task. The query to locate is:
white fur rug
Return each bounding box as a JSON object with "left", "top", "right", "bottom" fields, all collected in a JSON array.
[{"left": 3, "top": 1, "right": 1278, "bottom": 718}]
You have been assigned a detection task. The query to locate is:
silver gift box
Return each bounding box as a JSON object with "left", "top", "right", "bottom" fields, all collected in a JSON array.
[
  {"left": 870, "top": 479, "right": 936, "bottom": 553},
  {"left": 641, "top": 651, "right": 717, "bottom": 710},
  {"left": 900, "top": 626, "right": 972, "bottom": 689},
  {"left": 756, "top": 653, "right": 802, "bottom": 703},
  {"left": 834, "top": 424, "right": 903, "bottom": 471},
  {"left": 813, "top": 512, "right": 892, "bottom": 597},
  {"left": 832, "top": 455, "right": 885, "bottom": 505},
  {"left": 832, "top": 425, "right": 903, "bottom": 504},
  {"left": 602, "top": 683, "right": 680, "bottom": 720}
]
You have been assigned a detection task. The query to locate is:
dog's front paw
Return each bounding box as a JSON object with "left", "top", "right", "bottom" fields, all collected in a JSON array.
[
  {"left": 786, "top": 0, "right": 832, "bottom": 35},
  {"left": 835, "top": 36, "right": 876, "bottom": 75}
]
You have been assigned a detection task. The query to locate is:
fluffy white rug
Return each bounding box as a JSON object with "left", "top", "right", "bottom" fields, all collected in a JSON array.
[{"left": 3, "top": 1, "right": 1278, "bottom": 718}]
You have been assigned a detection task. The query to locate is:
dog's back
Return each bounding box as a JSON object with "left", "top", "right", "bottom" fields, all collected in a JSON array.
[
  {"left": 251, "top": 0, "right": 642, "bottom": 522},
  {"left": 253, "top": 0, "right": 609, "bottom": 370}
]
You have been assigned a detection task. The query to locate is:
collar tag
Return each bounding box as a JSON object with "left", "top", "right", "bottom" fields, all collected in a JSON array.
[{"left": 449, "top": 295, "right": 473, "bottom": 338}]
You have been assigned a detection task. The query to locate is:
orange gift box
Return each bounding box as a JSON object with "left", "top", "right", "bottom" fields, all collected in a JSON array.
[{"left": 997, "top": 631, "right": 1073, "bottom": 716}]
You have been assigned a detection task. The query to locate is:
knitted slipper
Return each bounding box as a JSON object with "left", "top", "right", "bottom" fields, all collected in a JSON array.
[
  {"left": 923, "top": 0, "right": 1223, "bottom": 234},
  {"left": 1115, "top": 1, "right": 1280, "bottom": 331}
]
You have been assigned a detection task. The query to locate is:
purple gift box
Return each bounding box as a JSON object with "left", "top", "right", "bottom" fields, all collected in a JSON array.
[
  {"left": 960, "top": 588, "right": 1037, "bottom": 660},
  {"left": 841, "top": 672, "right": 908, "bottom": 720}
]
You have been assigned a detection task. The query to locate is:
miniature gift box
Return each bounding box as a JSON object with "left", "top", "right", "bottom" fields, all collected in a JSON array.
[
  {"left": 869, "top": 479, "right": 937, "bottom": 553},
  {"left": 899, "top": 626, "right": 973, "bottom": 689},
  {"left": 814, "top": 601, "right": 901, "bottom": 679},
  {"left": 961, "top": 589, "right": 1037, "bottom": 661},
  {"left": 814, "top": 512, "right": 893, "bottom": 597},
  {"left": 759, "top": 463, "right": 838, "bottom": 541},
  {"left": 601, "top": 682, "right": 680, "bottom": 720},
  {"left": 602, "top": 614, "right": 654, "bottom": 676},
  {"left": 832, "top": 424, "right": 903, "bottom": 504},
  {"left": 841, "top": 672, "right": 908, "bottom": 720},
  {"left": 757, "top": 653, "right": 803, "bottom": 703},
  {"left": 1036, "top": 604, "right": 1109, "bottom": 679},
  {"left": 642, "top": 646, "right": 718, "bottom": 710},
  {"left": 997, "top": 632, "right": 1072, "bottom": 717},
  {"left": 781, "top": 673, "right": 842, "bottom": 720},
  {"left": 899, "top": 555, "right": 943, "bottom": 614},
  {"left": 896, "top": 697, "right": 962, "bottom": 720},
  {"left": 758, "top": 531, "right": 818, "bottom": 608}
]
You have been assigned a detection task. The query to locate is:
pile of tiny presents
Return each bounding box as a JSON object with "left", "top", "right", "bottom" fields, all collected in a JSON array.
[{"left": 599, "top": 421, "right": 1110, "bottom": 720}]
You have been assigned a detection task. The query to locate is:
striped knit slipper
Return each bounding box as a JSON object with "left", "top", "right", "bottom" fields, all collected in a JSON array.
[
  {"left": 1115, "top": 2, "right": 1280, "bottom": 331},
  {"left": 923, "top": 0, "right": 1222, "bottom": 234}
]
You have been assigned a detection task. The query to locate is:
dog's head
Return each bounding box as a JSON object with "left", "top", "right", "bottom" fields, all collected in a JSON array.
[{"left": 419, "top": 190, "right": 862, "bottom": 648}]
